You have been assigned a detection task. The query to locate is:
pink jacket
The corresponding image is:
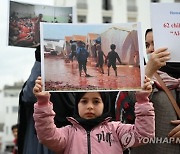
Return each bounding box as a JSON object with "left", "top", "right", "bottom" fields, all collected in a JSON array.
[{"left": 33, "top": 92, "right": 155, "bottom": 154}]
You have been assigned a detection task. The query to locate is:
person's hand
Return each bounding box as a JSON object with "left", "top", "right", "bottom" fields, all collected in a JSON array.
[
  {"left": 145, "top": 47, "right": 170, "bottom": 78},
  {"left": 168, "top": 120, "right": 180, "bottom": 139},
  {"left": 33, "top": 76, "right": 50, "bottom": 98},
  {"left": 135, "top": 76, "right": 152, "bottom": 103},
  {"left": 142, "top": 76, "right": 152, "bottom": 93}
]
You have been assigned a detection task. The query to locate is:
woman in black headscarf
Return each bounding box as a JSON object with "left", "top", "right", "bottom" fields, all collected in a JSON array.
[{"left": 130, "top": 29, "right": 180, "bottom": 154}]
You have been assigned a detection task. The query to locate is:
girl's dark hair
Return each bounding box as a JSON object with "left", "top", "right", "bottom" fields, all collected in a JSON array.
[
  {"left": 145, "top": 28, "right": 152, "bottom": 38},
  {"left": 73, "top": 92, "right": 112, "bottom": 131}
]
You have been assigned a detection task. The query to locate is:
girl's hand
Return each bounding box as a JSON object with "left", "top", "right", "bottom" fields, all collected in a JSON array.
[
  {"left": 135, "top": 76, "right": 153, "bottom": 103},
  {"left": 142, "top": 76, "right": 153, "bottom": 93},
  {"left": 33, "top": 76, "right": 50, "bottom": 97}
]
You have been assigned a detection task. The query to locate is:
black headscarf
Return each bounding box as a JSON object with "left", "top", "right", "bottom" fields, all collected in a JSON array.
[
  {"left": 73, "top": 92, "right": 112, "bottom": 131},
  {"left": 159, "top": 62, "right": 180, "bottom": 79}
]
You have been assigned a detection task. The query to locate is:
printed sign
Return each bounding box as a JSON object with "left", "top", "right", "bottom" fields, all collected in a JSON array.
[{"left": 151, "top": 3, "right": 180, "bottom": 62}]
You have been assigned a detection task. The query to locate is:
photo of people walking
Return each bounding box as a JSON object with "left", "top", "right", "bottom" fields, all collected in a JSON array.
[{"left": 41, "top": 23, "right": 143, "bottom": 91}]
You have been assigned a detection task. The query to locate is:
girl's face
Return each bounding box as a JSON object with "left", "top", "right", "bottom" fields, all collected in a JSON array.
[
  {"left": 145, "top": 31, "right": 154, "bottom": 54},
  {"left": 78, "top": 92, "right": 104, "bottom": 119}
]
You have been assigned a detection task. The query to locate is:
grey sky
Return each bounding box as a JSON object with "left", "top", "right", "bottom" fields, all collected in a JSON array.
[{"left": 0, "top": 0, "right": 54, "bottom": 89}]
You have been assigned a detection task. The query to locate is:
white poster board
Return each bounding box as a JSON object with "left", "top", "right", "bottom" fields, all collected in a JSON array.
[{"left": 151, "top": 3, "right": 180, "bottom": 62}]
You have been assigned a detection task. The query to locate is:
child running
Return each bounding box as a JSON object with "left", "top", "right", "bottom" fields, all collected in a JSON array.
[{"left": 33, "top": 76, "right": 155, "bottom": 154}]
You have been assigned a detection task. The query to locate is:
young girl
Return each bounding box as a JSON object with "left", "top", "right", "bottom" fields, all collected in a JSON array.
[{"left": 33, "top": 76, "right": 155, "bottom": 154}]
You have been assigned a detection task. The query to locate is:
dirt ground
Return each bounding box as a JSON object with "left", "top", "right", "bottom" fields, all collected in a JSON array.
[{"left": 43, "top": 55, "right": 141, "bottom": 92}]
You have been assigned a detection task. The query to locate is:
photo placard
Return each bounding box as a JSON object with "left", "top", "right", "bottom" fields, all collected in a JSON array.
[
  {"left": 41, "top": 23, "right": 144, "bottom": 92},
  {"left": 8, "top": 0, "right": 75, "bottom": 48}
]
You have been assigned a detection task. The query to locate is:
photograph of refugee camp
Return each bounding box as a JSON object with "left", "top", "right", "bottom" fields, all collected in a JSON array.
[
  {"left": 8, "top": 0, "right": 73, "bottom": 48},
  {"left": 41, "top": 23, "right": 144, "bottom": 91}
]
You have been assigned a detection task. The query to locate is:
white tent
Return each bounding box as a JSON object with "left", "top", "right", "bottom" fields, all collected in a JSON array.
[
  {"left": 121, "top": 30, "right": 139, "bottom": 65},
  {"left": 100, "top": 27, "right": 139, "bottom": 65},
  {"left": 100, "top": 27, "right": 129, "bottom": 63}
]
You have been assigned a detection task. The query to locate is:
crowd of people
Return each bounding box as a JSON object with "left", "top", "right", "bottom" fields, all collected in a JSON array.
[
  {"left": 15, "top": 26, "right": 180, "bottom": 154},
  {"left": 6, "top": 2, "right": 179, "bottom": 154},
  {"left": 6, "top": 5, "right": 177, "bottom": 153},
  {"left": 68, "top": 40, "right": 122, "bottom": 77}
]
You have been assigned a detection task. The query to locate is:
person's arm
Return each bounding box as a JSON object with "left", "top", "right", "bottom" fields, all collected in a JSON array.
[
  {"left": 21, "top": 46, "right": 41, "bottom": 103},
  {"left": 105, "top": 53, "right": 109, "bottom": 64},
  {"left": 116, "top": 53, "right": 121, "bottom": 64},
  {"left": 145, "top": 48, "right": 180, "bottom": 90},
  {"left": 116, "top": 77, "right": 155, "bottom": 149},
  {"left": 103, "top": 51, "right": 106, "bottom": 59},
  {"left": 33, "top": 77, "right": 68, "bottom": 153},
  {"left": 22, "top": 61, "right": 41, "bottom": 103}
]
